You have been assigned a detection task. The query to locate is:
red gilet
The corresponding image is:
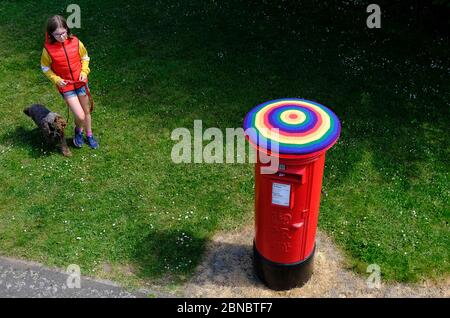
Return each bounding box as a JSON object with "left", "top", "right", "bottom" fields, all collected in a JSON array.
[{"left": 44, "top": 33, "right": 86, "bottom": 92}]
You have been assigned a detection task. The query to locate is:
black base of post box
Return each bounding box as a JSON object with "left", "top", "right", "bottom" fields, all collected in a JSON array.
[{"left": 253, "top": 242, "right": 315, "bottom": 291}]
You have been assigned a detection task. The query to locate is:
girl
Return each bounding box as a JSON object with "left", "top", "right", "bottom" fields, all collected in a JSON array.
[{"left": 40, "top": 15, "right": 98, "bottom": 149}]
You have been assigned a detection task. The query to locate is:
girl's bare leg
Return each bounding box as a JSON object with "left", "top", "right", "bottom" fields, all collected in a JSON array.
[
  {"left": 78, "top": 94, "right": 92, "bottom": 133},
  {"left": 65, "top": 96, "right": 85, "bottom": 128}
]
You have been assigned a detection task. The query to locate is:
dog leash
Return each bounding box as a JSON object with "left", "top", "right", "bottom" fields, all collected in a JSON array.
[
  {"left": 61, "top": 79, "right": 95, "bottom": 122},
  {"left": 64, "top": 80, "right": 94, "bottom": 113}
]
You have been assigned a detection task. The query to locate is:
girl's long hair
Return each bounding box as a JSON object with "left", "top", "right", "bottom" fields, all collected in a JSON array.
[{"left": 46, "top": 15, "right": 72, "bottom": 44}]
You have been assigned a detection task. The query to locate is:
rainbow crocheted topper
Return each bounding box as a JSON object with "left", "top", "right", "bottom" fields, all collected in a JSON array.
[{"left": 243, "top": 98, "right": 341, "bottom": 156}]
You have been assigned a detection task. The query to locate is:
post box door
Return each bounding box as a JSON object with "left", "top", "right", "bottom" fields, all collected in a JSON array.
[{"left": 255, "top": 165, "right": 310, "bottom": 264}]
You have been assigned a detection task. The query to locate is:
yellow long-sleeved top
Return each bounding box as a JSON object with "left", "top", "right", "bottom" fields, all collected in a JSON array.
[{"left": 40, "top": 39, "right": 90, "bottom": 86}]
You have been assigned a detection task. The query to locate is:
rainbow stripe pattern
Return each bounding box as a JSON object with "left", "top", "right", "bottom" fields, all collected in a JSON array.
[{"left": 243, "top": 98, "right": 341, "bottom": 156}]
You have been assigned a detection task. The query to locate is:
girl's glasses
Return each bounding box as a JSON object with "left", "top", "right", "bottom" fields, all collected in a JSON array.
[{"left": 52, "top": 31, "right": 67, "bottom": 38}]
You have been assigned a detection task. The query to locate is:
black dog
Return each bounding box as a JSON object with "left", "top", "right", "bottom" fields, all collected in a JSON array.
[{"left": 23, "top": 104, "right": 72, "bottom": 157}]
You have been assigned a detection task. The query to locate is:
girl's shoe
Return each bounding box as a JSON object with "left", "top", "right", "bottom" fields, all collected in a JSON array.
[
  {"left": 73, "top": 130, "right": 84, "bottom": 148},
  {"left": 86, "top": 135, "right": 99, "bottom": 149}
]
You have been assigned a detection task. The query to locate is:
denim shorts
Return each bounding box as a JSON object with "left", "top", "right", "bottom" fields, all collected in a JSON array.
[{"left": 60, "top": 84, "right": 88, "bottom": 99}]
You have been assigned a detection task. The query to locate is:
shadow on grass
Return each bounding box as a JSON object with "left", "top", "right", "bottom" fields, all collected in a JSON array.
[
  {"left": 0, "top": 126, "right": 75, "bottom": 159},
  {"left": 132, "top": 229, "right": 207, "bottom": 282},
  {"left": 76, "top": 0, "right": 449, "bottom": 193},
  {"left": 183, "top": 240, "right": 262, "bottom": 290},
  {"left": 131, "top": 228, "right": 262, "bottom": 289}
]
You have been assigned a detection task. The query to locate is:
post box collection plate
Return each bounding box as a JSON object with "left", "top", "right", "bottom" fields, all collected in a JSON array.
[{"left": 271, "top": 182, "right": 291, "bottom": 207}]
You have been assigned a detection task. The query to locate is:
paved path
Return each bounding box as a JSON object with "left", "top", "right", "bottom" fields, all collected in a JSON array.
[{"left": 0, "top": 256, "right": 152, "bottom": 298}]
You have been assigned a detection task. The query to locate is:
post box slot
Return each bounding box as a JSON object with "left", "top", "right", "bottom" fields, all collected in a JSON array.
[{"left": 262, "top": 171, "right": 305, "bottom": 184}]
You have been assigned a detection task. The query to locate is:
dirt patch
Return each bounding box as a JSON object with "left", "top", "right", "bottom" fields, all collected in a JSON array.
[{"left": 184, "top": 225, "right": 449, "bottom": 298}]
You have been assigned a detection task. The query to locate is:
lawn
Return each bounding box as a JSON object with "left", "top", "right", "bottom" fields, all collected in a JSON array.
[{"left": 0, "top": 0, "right": 448, "bottom": 289}]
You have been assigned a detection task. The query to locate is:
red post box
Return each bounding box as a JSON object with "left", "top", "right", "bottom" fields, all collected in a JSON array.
[{"left": 244, "top": 98, "right": 341, "bottom": 290}]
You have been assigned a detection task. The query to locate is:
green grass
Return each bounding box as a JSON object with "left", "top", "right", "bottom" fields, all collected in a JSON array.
[{"left": 0, "top": 0, "right": 449, "bottom": 287}]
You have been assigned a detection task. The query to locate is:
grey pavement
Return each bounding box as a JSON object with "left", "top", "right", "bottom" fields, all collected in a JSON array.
[{"left": 0, "top": 256, "right": 163, "bottom": 298}]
